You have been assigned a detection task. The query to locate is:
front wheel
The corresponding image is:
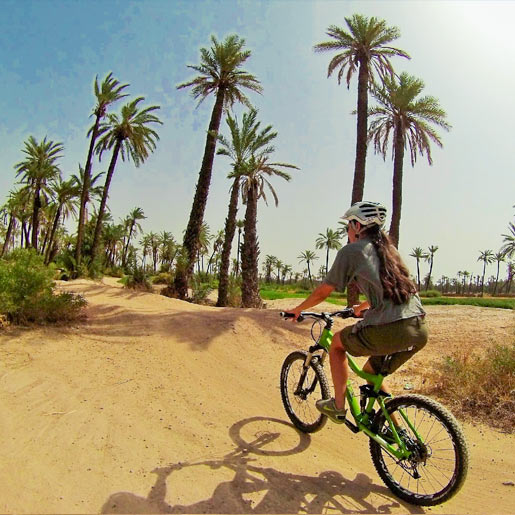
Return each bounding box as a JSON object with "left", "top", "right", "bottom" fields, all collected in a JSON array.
[
  {"left": 280, "top": 351, "right": 331, "bottom": 433},
  {"left": 370, "top": 394, "right": 469, "bottom": 506}
]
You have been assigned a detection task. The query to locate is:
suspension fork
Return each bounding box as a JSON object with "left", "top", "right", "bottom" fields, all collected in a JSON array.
[{"left": 295, "top": 344, "right": 325, "bottom": 396}]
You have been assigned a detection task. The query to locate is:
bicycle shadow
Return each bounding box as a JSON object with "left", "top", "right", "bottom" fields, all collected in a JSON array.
[{"left": 101, "top": 417, "right": 424, "bottom": 514}]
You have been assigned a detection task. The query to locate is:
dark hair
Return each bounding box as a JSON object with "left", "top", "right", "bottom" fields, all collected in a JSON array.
[{"left": 361, "top": 224, "right": 417, "bottom": 304}]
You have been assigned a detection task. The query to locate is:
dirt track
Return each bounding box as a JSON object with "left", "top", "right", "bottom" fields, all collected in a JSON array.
[{"left": 0, "top": 278, "right": 513, "bottom": 514}]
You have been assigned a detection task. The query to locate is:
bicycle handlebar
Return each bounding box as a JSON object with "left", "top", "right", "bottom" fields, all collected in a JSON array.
[{"left": 279, "top": 308, "right": 355, "bottom": 323}]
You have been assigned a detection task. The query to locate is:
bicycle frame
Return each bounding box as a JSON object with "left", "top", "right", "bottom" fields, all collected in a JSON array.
[{"left": 317, "top": 325, "right": 417, "bottom": 460}]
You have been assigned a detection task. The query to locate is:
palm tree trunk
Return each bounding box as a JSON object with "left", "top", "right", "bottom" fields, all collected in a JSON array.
[
  {"left": 123, "top": 222, "right": 135, "bottom": 267},
  {"left": 494, "top": 261, "right": 500, "bottom": 295},
  {"left": 307, "top": 261, "right": 313, "bottom": 287},
  {"left": 388, "top": 121, "right": 405, "bottom": 248},
  {"left": 481, "top": 262, "right": 486, "bottom": 297},
  {"left": 1, "top": 215, "right": 15, "bottom": 257},
  {"left": 76, "top": 112, "right": 102, "bottom": 268},
  {"left": 31, "top": 182, "right": 42, "bottom": 249},
  {"left": 236, "top": 228, "right": 242, "bottom": 276},
  {"left": 325, "top": 246, "right": 329, "bottom": 276},
  {"left": 174, "top": 86, "right": 226, "bottom": 299},
  {"left": 45, "top": 205, "right": 62, "bottom": 264},
  {"left": 416, "top": 259, "right": 421, "bottom": 291},
  {"left": 91, "top": 140, "right": 122, "bottom": 262},
  {"left": 425, "top": 258, "right": 434, "bottom": 291},
  {"left": 351, "top": 58, "right": 369, "bottom": 204},
  {"left": 241, "top": 183, "right": 262, "bottom": 308},
  {"left": 217, "top": 178, "right": 240, "bottom": 306}
]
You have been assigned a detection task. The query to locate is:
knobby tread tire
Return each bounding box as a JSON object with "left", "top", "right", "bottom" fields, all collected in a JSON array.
[
  {"left": 369, "top": 394, "right": 469, "bottom": 506},
  {"left": 280, "top": 351, "right": 331, "bottom": 433}
]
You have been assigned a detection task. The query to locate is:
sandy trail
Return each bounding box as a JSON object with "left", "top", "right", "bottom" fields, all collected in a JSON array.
[{"left": 0, "top": 278, "right": 513, "bottom": 514}]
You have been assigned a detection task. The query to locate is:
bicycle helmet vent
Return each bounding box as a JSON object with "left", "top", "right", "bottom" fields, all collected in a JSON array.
[{"left": 341, "top": 201, "right": 387, "bottom": 227}]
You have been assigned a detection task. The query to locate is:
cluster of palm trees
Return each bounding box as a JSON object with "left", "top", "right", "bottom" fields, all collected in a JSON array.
[
  {"left": 410, "top": 223, "right": 515, "bottom": 296},
  {"left": 169, "top": 16, "right": 451, "bottom": 307},
  {"left": 1, "top": 73, "right": 162, "bottom": 272}
]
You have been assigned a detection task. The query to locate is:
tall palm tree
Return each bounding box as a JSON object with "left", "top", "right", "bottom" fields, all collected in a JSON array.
[
  {"left": 215, "top": 109, "right": 275, "bottom": 306},
  {"left": 298, "top": 250, "right": 318, "bottom": 288},
  {"left": 477, "top": 249, "right": 494, "bottom": 297},
  {"left": 122, "top": 207, "right": 146, "bottom": 267},
  {"left": 263, "top": 255, "right": 276, "bottom": 283},
  {"left": 15, "top": 136, "right": 63, "bottom": 250},
  {"left": 174, "top": 34, "right": 263, "bottom": 299},
  {"left": 315, "top": 228, "right": 342, "bottom": 276},
  {"left": 240, "top": 155, "right": 297, "bottom": 308},
  {"left": 274, "top": 259, "right": 284, "bottom": 284},
  {"left": 314, "top": 14, "right": 408, "bottom": 204},
  {"left": 75, "top": 73, "right": 129, "bottom": 268},
  {"left": 493, "top": 251, "right": 506, "bottom": 295},
  {"left": 500, "top": 222, "right": 515, "bottom": 259},
  {"left": 368, "top": 72, "right": 450, "bottom": 247},
  {"left": 409, "top": 247, "right": 427, "bottom": 292},
  {"left": 207, "top": 230, "right": 224, "bottom": 275},
  {"left": 90, "top": 97, "right": 161, "bottom": 262},
  {"left": 44, "top": 177, "right": 80, "bottom": 264},
  {"left": 424, "top": 245, "right": 439, "bottom": 291}
]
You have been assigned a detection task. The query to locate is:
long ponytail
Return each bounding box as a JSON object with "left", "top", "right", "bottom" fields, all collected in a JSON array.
[{"left": 363, "top": 225, "right": 417, "bottom": 304}]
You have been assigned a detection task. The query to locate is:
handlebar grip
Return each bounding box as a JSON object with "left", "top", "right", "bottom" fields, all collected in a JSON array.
[{"left": 279, "top": 312, "right": 295, "bottom": 318}]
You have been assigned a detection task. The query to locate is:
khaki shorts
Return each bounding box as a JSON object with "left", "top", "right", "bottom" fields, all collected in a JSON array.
[{"left": 339, "top": 315, "right": 428, "bottom": 375}]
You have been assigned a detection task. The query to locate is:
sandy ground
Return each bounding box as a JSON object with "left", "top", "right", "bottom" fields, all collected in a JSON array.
[{"left": 0, "top": 277, "right": 514, "bottom": 514}]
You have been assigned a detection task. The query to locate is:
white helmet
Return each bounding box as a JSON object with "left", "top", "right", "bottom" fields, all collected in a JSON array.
[{"left": 341, "top": 201, "right": 387, "bottom": 228}]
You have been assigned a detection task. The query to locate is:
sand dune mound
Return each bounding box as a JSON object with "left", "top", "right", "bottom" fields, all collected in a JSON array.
[{"left": 0, "top": 278, "right": 513, "bottom": 513}]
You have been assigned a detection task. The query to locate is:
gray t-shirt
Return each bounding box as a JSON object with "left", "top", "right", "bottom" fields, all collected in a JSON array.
[{"left": 324, "top": 237, "right": 425, "bottom": 328}]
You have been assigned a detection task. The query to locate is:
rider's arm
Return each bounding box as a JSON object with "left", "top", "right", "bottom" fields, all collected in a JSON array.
[
  {"left": 353, "top": 300, "right": 370, "bottom": 317},
  {"left": 287, "top": 282, "right": 335, "bottom": 320}
]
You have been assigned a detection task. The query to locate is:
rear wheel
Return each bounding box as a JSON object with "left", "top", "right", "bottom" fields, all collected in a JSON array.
[
  {"left": 370, "top": 394, "right": 468, "bottom": 506},
  {"left": 280, "top": 351, "right": 330, "bottom": 433}
]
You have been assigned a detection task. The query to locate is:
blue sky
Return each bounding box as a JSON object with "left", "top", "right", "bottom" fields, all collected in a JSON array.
[{"left": 1, "top": 0, "right": 514, "bottom": 282}]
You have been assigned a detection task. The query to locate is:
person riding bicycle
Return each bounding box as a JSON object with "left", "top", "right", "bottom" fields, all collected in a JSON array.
[{"left": 286, "top": 201, "right": 428, "bottom": 423}]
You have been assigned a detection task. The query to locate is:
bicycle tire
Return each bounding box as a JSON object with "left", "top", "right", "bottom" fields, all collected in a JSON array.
[
  {"left": 369, "top": 394, "right": 468, "bottom": 506},
  {"left": 280, "top": 351, "right": 331, "bottom": 433}
]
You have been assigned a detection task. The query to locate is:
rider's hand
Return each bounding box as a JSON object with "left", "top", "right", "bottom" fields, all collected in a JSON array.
[
  {"left": 285, "top": 308, "right": 302, "bottom": 322},
  {"left": 352, "top": 301, "right": 370, "bottom": 318}
]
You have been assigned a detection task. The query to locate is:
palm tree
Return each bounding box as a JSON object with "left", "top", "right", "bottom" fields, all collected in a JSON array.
[
  {"left": 274, "top": 259, "right": 284, "bottom": 284},
  {"left": 298, "top": 250, "right": 318, "bottom": 288},
  {"left": 215, "top": 109, "right": 275, "bottom": 306},
  {"left": 368, "top": 72, "right": 450, "bottom": 247},
  {"left": 75, "top": 73, "right": 129, "bottom": 268},
  {"left": 409, "top": 247, "right": 427, "bottom": 292},
  {"left": 1, "top": 189, "right": 27, "bottom": 257},
  {"left": 493, "top": 251, "right": 506, "bottom": 295},
  {"left": 314, "top": 15, "right": 408, "bottom": 205},
  {"left": 315, "top": 228, "right": 342, "bottom": 276},
  {"left": 159, "top": 231, "right": 178, "bottom": 272},
  {"left": 207, "top": 230, "right": 224, "bottom": 275},
  {"left": 500, "top": 222, "right": 515, "bottom": 259},
  {"left": 44, "top": 177, "right": 80, "bottom": 264},
  {"left": 240, "top": 154, "right": 297, "bottom": 308},
  {"left": 174, "top": 34, "right": 263, "bottom": 299},
  {"left": 281, "top": 264, "right": 292, "bottom": 285},
  {"left": 462, "top": 271, "right": 470, "bottom": 295},
  {"left": 424, "top": 245, "right": 439, "bottom": 291},
  {"left": 71, "top": 165, "right": 105, "bottom": 223},
  {"left": 263, "top": 255, "right": 276, "bottom": 283},
  {"left": 122, "top": 207, "right": 146, "bottom": 267},
  {"left": 15, "top": 136, "right": 63, "bottom": 250},
  {"left": 90, "top": 97, "right": 161, "bottom": 263},
  {"left": 477, "top": 249, "right": 494, "bottom": 297}
]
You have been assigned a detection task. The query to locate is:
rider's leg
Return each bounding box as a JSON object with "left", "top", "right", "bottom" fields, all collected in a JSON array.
[{"left": 329, "top": 330, "right": 349, "bottom": 410}]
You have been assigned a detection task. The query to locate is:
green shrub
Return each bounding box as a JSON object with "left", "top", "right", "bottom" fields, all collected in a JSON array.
[
  {"left": 191, "top": 275, "right": 214, "bottom": 304},
  {"left": 419, "top": 289, "right": 441, "bottom": 298},
  {"left": 152, "top": 272, "right": 173, "bottom": 284},
  {"left": 0, "top": 248, "right": 86, "bottom": 324},
  {"left": 121, "top": 265, "right": 152, "bottom": 291}
]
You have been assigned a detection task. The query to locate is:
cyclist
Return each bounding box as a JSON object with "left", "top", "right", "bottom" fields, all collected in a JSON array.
[{"left": 286, "top": 201, "right": 427, "bottom": 423}]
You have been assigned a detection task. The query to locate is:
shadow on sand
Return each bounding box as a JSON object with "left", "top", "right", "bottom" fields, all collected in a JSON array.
[{"left": 101, "top": 417, "right": 423, "bottom": 514}]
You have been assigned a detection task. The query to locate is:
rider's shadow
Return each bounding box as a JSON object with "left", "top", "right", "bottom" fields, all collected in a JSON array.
[{"left": 101, "top": 417, "right": 424, "bottom": 514}]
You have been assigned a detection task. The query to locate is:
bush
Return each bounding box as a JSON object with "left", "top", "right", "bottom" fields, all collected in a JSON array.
[
  {"left": 0, "top": 248, "right": 86, "bottom": 324},
  {"left": 423, "top": 343, "right": 515, "bottom": 432},
  {"left": 121, "top": 265, "right": 152, "bottom": 291},
  {"left": 152, "top": 272, "right": 173, "bottom": 285},
  {"left": 190, "top": 275, "right": 214, "bottom": 304},
  {"left": 419, "top": 289, "right": 441, "bottom": 298}
]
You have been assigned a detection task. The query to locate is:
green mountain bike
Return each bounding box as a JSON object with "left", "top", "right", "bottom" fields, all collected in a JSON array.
[{"left": 279, "top": 309, "right": 468, "bottom": 506}]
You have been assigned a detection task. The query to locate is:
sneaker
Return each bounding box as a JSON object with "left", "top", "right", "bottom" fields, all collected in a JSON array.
[{"left": 315, "top": 398, "right": 347, "bottom": 424}]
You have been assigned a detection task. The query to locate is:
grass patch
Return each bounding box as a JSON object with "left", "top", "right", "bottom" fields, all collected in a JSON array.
[
  {"left": 423, "top": 343, "right": 515, "bottom": 433},
  {"left": 421, "top": 297, "right": 515, "bottom": 309}
]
